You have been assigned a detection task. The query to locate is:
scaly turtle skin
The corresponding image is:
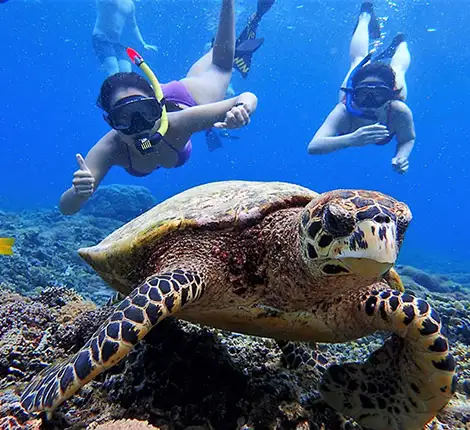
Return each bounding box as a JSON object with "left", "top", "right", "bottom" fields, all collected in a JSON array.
[{"left": 19, "top": 181, "right": 455, "bottom": 429}]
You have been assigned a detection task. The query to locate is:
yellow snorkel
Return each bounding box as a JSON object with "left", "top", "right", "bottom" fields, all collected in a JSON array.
[{"left": 126, "top": 47, "right": 169, "bottom": 153}]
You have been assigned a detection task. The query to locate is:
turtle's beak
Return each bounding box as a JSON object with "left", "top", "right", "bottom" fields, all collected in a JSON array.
[
  {"left": 338, "top": 257, "right": 393, "bottom": 278},
  {"left": 332, "top": 219, "right": 398, "bottom": 278}
]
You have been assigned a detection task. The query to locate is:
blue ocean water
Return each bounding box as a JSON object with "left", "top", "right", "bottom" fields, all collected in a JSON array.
[{"left": 0, "top": 0, "right": 468, "bottom": 272}]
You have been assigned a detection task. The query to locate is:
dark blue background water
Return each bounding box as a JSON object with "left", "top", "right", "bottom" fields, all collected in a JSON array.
[{"left": 0, "top": 0, "right": 468, "bottom": 271}]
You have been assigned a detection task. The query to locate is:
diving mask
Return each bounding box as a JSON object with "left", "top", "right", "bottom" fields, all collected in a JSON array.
[
  {"left": 102, "top": 47, "right": 170, "bottom": 153},
  {"left": 105, "top": 95, "right": 163, "bottom": 135},
  {"left": 352, "top": 83, "right": 394, "bottom": 108}
]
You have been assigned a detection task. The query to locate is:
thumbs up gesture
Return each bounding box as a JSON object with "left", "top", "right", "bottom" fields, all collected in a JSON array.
[{"left": 72, "top": 154, "right": 95, "bottom": 198}]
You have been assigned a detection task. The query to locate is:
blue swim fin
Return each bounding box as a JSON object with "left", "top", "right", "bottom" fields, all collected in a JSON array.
[
  {"left": 205, "top": 129, "right": 223, "bottom": 152},
  {"left": 374, "top": 33, "right": 406, "bottom": 61}
]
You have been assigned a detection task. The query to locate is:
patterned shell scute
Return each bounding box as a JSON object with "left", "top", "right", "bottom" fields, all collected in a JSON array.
[{"left": 78, "top": 181, "right": 317, "bottom": 291}]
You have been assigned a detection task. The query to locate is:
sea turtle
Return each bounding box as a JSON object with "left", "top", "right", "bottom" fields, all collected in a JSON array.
[{"left": 19, "top": 181, "right": 455, "bottom": 429}]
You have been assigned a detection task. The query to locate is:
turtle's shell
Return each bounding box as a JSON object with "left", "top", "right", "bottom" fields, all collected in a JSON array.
[{"left": 79, "top": 181, "right": 317, "bottom": 292}]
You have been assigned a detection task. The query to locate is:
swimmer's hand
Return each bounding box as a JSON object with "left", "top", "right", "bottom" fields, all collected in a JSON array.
[
  {"left": 72, "top": 154, "right": 95, "bottom": 198},
  {"left": 214, "top": 103, "right": 251, "bottom": 130},
  {"left": 391, "top": 156, "right": 409, "bottom": 174},
  {"left": 352, "top": 124, "right": 390, "bottom": 146},
  {"left": 143, "top": 43, "right": 158, "bottom": 52}
]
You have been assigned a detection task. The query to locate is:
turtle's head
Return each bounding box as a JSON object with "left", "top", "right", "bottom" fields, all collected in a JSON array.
[{"left": 299, "top": 190, "right": 412, "bottom": 279}]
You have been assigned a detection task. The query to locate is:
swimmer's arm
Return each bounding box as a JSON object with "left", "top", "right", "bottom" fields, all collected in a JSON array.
[
  {"left": 393, "top": 103, "right": 416, "bottom": 160},
  {"left": 307, "top": 104, "right": 354, "bottom": 154},
  {"left": 129, "top": 2, "right": 146, "bottom": 45},
  {"left": 59, "top": 135, "right": 113, "bottom": 216},
  {"left": 170, "top": 92, "right": 258, "bottom": 137}
]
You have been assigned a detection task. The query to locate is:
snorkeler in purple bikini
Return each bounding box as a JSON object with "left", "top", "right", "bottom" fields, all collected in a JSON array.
[{"left": 59, "top": 0, "right": 258, "bottom": 216}]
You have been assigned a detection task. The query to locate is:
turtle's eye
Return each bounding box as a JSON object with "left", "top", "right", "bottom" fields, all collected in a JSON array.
[{"left": 322, "top": 204, "right": 356, "bottom": 237}]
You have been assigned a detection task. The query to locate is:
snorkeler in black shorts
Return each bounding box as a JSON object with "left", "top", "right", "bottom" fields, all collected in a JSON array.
[{"left": 92, "top": 0, "right": 157, "bottom": 76}]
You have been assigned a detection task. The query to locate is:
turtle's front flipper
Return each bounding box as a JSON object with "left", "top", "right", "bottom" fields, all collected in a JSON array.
[
  {"left": 320, "top": 286, "right": 456, "bottom": 430},
  {"left": 20, "top": 269, "right": 205, "bottom": 418}
]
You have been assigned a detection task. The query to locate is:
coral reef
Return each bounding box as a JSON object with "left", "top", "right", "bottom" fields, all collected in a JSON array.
[
  {"left": 0, "top": 208, "right": 122, "bottom": 303},
  {"left": 0, "top": 287, "right": 104, "bottom": 393},
  {"left": 0, "top": 285, "right": 353, "bottom": 429},
  {"left": 0, "top": 185, "right": 158, "bottom": 303},
  {"left": 82, "top": 185, "right": 157, "bottom": 222},
  {"left": 397, "top": 265, "right": 462, "bottom": 293},
  {"left": 0, "top": 280, "right": 469, "bottom": 429}
]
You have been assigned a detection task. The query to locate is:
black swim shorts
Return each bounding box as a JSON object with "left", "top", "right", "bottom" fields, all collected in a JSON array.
[{"left": 92, "top": 34, "right": 128, "bottom": 63}]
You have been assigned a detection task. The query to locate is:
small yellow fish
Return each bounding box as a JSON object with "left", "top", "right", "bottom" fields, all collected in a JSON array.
[{"left": 0, "top": 238, "right": 15, "bottom": 255}]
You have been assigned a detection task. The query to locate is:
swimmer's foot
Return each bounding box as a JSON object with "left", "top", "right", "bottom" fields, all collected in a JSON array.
[
  {"left": 374, "top": 33, "right": 406, "bottom": 61},
  {"left": 354, "top": 2, "right": 381, "bottom": 40}
]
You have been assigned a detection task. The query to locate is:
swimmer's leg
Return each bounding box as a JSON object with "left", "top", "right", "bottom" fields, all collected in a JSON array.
[
  {"left": 352, "top": 2, "right": 381, "bottom": 40},
  {"left": 102, "top": 56, "right": 120, "bottom": 76},
  {"left": 389, "top": 35, "right": 410, "bottom": 100},
  {"left": 339, "top": 3, "right": 375, "bottom": 102},
  {"left": 181, "top": 0, "right": 235, "bottom": 105},
  {"left": 118, "top": 59, "right": 132, "bottom": 73}
]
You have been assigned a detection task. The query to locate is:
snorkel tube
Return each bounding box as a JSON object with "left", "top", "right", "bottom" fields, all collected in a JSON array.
[
  {"left": 126, "top": 47, "right": 169, "bottom": 153},
  {"left": 341, "top": 52, "right": 376, "bottom": 120}
]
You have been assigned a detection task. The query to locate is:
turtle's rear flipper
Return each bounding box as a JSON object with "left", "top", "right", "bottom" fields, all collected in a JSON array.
[
  {"left": 277, "top": 340, "right": 329, "bottom": 372},
  {"left": 320, "top": 288, "right": 456, "bottom": 429},
  {"left": 20, "top": 270, "right": 206, "bottom": 418}
]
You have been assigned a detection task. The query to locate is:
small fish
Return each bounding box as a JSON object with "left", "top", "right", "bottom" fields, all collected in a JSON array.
[{"left": 0, "top": 238, "right": 15, "bottom": 255}]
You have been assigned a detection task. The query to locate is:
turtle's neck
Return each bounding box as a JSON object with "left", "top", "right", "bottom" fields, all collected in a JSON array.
[{"left": 259, "top": 207, "right": 313, "bottom": 287}]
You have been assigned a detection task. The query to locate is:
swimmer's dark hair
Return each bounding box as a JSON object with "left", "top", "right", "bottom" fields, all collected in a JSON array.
[
  {"left": 97, "top": 72, "right": 153, "bottom": 112},
  {"left": 352, "top": 62, "right": 397, "bottom": 90}
]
